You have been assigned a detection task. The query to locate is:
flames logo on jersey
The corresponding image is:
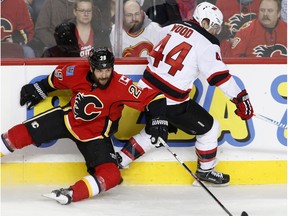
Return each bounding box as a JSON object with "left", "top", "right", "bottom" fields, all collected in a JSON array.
[
  {"left": 228, "top": 13, "right": 257, "bottom": 36},
  {"left": 74, "top": 93, "right": 103, "bottom": 121},
  {"left": 122, "top": 42, "right": 154, "bottom": 57},
  {"left": 253, "top": 44, "right": 287, "bottom": 57},
  {"left": 1, "top": 18, "right": 13, "bottom": 41}
]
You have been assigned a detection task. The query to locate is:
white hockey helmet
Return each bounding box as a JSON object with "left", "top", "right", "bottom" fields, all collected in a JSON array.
[{"left": 193, "top": 2, "right": 223, "bottom": 34}]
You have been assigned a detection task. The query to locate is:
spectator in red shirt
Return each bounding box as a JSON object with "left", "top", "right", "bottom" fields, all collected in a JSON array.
[
  {"left": 231, "top": 0, "right": 287, "bottom": 57},
  {"left": 216, "top": 0, "right": 261, "bottom": 37},
  {"left": 72, "top": 0, "right": 111, "bottom": 57},
  {"left": 1, "top": 0, "right": 35, "bottom": 58}
]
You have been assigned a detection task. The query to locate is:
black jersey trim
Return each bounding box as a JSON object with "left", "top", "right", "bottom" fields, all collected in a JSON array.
[
  {"left": 207, "top": 70, "right": 231, "bottom": 86},
  {"left": 174, "top": 20, "right": 220, "bottom": 46},
  {"left": 143, "top": 69, "right": 189, "bottom": 99}
]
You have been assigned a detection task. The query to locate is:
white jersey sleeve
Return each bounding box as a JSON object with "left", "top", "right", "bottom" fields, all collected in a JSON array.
[
  {"left": 142, "top": 21, "right": 242, "bottom": 104},
  {"left": 197, "top": 42, "right": 241, "bottom": 99}
]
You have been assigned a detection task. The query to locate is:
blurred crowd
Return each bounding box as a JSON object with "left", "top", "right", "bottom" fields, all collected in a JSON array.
[{"left": 1, "top": 0, "right": 287, "bottom": 58}]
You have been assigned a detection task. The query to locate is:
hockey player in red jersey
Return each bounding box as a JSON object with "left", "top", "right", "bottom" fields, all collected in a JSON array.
[
  {"left": 116, "top": 2, "right": 254, "bottom": 186},
  {"left": 0, "top": 47, "right": 168, "bottom": 204}
]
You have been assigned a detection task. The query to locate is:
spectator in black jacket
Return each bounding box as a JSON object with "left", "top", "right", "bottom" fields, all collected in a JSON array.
[{"left": 42, "top": 22, "right": 80, "bottom": 57}]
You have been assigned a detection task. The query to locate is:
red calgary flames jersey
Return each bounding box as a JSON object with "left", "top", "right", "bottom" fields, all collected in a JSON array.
[
  {"left": 48, "top": 63, "right": 161, "bottom": 141},
  {"left": 1, "top": 0, "right": 34, "bottom": 42},
  {"left": 232, "top": 19, "right": 287, "bottom": 58}
]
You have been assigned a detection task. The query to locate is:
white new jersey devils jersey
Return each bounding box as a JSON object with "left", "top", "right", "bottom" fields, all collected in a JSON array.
[{"left": 139, "top": 20, "right": 241, "bottom": 105}]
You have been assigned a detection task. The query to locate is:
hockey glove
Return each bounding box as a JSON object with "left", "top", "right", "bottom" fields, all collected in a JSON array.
[
  {"left": 146, "top": 117, "right": 169, "bottom": 148},
  {"left": 20, "top": 82, "right": 47, "bottom": 109},
  {"left": 231, "top": 89, "right": 254, "bottom": 120}
]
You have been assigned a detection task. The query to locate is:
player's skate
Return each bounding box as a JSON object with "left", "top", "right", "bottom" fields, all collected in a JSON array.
[
  {"left": 42, "top": 188, "right": 72, "bottom": 205},
  {"left": 194, "top": 168, "right": 230, "bottom": 187}
]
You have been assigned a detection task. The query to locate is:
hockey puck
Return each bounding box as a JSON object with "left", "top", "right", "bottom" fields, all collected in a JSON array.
[{"left": 241, "top": 211, "right": 248, "bottom": 216}]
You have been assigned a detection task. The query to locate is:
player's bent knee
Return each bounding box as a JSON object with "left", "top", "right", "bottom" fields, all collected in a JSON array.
[
  {"left": 197, "top": 118, "right": 220, "bottom": 145},
  {"left": 95, "top": 162, "right": 121, "bottom": 191}
]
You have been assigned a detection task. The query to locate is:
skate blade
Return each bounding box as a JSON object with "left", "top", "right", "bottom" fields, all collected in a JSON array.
[
  {"left": 192, "top": 180, "right": 230, "bottom": 187},
  {"left": 42, "top": 193, "right": 68, "bottom": 205}
]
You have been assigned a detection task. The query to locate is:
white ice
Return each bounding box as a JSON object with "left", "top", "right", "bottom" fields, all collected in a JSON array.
[{"left": 1, "top": 184, "right": 286, "bottom": 216}]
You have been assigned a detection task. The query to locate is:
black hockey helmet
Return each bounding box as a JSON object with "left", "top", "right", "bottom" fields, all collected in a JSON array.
[
  {"left": 54, "top": 22, "right": 78, "bottom": 46},
  {"left": 88, "top": 47, "right": 114, "bottom": 70}
]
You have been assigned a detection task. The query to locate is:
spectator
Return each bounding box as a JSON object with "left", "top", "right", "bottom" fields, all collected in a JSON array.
[
  {"left": 1, "top": 0, "right": 35, "bottom": 58},
  {"left": 32, "top": 0, "right": 76, "bottom": 55},
  {"left": 143, "top": 0, "right": 182, "bottom": 26},
  {"left": 30, "top": 0, "right": 103, "bottom": 57},
  {"left": 281, "top": 0, "right": 287, "bottom": 22},
  {"left": 41, "top": 22, "right": 80, "bottom": 57},
  {"left": 176, "top": 0, "right": 197, "bottom": 21},
  {"left": 215, "top": 0, "right": 261, "bottom": 57},
  {"left": 231, "top": 0, "right": 287, "bottom": 57},
  {"left": 30, "top": 0, "right": 46, "bottom": 23},
  {"left": 216, "top": 0, "right": 261, "bottom": 37},
  {"left": 110, "top": 0, "right": 162, "bottom": 57},
  {"left": 72, "top": 0, "right": 111, "bottom": 57}
]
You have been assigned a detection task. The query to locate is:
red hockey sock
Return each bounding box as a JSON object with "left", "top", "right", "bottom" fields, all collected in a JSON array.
[
  {"left": 95, "top": 163, "right": 121, "bottom": 191},
  {"left": 70, "top": 180, "right": 90, "bottom": 202},
  {"left": 8, "top": 124, "right": 33, "bottom": 149}
]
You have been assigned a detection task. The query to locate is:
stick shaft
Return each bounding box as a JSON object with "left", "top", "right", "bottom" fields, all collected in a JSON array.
[
  {"left": 159, "top": 138, "right": 233, "bottom": 216},
  {"left": 254, "top": 113, "right": 287, "bottom": 129}
]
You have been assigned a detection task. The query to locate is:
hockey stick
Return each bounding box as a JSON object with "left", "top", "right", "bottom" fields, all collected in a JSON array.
[
  {"left": 254, "top": 113, "right": 287, "bottom": 129},
  {"left": 158, "top": 137, "right": 248, "bottom": 216}
]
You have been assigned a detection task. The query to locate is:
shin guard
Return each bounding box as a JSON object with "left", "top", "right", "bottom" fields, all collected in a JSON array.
[{"left": 195, "top": 118, "right": 219, "bottom": 170}]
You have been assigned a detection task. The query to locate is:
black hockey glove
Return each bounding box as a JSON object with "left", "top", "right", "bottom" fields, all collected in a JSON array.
[
  {"left": 146, "top": 117, "right": 169, "bottom": 148},
  {"left": 20, "top": 82, "right": 47, "bottom": 109}
]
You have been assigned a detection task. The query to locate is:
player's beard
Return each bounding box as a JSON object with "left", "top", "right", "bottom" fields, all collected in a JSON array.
[{"left": 93, "top": 73, "right": 113, "bottom": 90}]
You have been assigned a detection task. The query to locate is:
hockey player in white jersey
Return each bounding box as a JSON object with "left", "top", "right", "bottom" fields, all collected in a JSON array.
[{"left": 116, "top": 2, "right": 254, "bottom": 186}]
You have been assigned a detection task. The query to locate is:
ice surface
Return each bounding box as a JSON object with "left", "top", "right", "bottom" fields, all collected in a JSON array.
[{"left": 1, "top": 184, "right": 286, "bottom": 216}]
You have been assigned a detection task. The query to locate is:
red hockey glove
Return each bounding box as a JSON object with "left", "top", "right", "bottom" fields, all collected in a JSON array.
[{"left": 231, "top": 89, "right": 254, "bottom": 120}]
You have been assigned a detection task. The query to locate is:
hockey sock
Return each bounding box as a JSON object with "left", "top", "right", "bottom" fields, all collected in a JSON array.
[
  {"left": 8, "top": 124, "right": 33, "bottom": 149},
  {"left": 120, "top": 137, "right": 145, "bottom": 163},
  {"left": 195, "top": 147, "right": 218, "bottom": 170},
  {"left": 70, "top": 163, "right": 121, "bottom": 202}
]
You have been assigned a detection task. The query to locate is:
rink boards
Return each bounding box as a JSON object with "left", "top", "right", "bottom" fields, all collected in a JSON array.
[{"left": 1, "top": 58, "right": 287, "bottom": 185}]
